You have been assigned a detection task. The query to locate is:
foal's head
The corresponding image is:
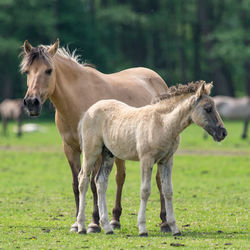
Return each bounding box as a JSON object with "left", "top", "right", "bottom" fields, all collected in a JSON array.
[
  {"left": 20, "top": 39, "right": 59, "bottom": 116},
  {"left": 191, "top": 82, "right": 227, "bottom": 142}
]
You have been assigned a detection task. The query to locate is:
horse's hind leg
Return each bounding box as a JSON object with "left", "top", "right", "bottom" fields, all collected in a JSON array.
[
  {"left": 156, "top": 167, "right": 171, "bottom": 233},
  {"left": 110, "top": 158, "right": 126, "bottom": 229},
  {"left": 241, "top": 119, "right": 248, "bottom": 139},
  {"left": 96, "top": 146, "right": 115, "bottom": 234}
]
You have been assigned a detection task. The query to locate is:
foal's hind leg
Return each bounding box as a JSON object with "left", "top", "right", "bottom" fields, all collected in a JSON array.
[
  {"left": 96, "top": 146, "right": 115, "bottom": 234},
  {"left": 110, "top": 158, "right": 126, "bottom": 229},
  {"left": 87, "top": 156, "right": 102, "bottom": 233},
  {"left": 156, "top": 167, "right": 171, "bottom": 233}
]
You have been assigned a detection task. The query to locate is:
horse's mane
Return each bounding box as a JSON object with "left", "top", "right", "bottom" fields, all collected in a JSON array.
[
  {"left": 20, "top": 44, "right": 94, "bottom": 73},
  {"left": 152, "top": 81, "right": 206, "bottom": 104}
]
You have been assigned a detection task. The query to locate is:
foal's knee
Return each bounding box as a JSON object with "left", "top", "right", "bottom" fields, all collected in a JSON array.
[
  {"left": 163, "top": 190, "right": 173, "bottom": 200},
  {"left": 141, "top": 186, "right": 151, "bottom": 200}
]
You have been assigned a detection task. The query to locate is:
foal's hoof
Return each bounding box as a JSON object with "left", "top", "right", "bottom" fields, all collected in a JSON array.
[
  {"left": 161, "top": 222, "right": 171, "bottom": 233},
  {"left": 70, "top": 226, "right": 78, "bottom": 233},
  {"left": 110, "top": 220, "right": 121, "bottom": 230},
  {"left": 139, "top": 232, "right": 148, "bottom": 237},
  {"left": 78, "top": 229, "right": 87, "bottom": 234},
  {"left": 173, "top": 231, "right": 182, "bottom": 236},
  {"left": 70, "top": 222, "right": 78, "bottom": 233},
  {"left": 87, "top": 223, "right": 101, "bottom": 233}
]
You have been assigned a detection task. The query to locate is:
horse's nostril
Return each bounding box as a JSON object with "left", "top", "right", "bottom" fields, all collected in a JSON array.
[
  {"left": 33, "top": 98, "right": 40, "bottom": 106},
  {"left": 23, "top": 98, "right": 27, "bottom": 106}
]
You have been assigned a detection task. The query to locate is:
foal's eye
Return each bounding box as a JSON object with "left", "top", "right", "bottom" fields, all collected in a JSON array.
[
  {"left": 24, "top": 70, "right": 29, "bottom": 75},
  {"left": 205, "top": 106, "right": 212, "bottom": 113},
  {"left": 45, "top": 69, "right": 52, "bottom": 75}
]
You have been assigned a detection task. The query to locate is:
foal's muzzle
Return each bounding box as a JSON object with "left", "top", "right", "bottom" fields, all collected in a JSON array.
[
  {"left": 23, "top": 97, "right": 42, "bottom": 117},
  {"left": 208, "top": 125, "right": 227, "bottom": 142}
]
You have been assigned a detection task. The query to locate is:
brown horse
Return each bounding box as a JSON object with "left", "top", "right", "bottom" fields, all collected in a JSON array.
[
  {"left": 0, "top": 99, "right": 24, "bottom": 137},
  {"left": 77, "top": 81, "right": 227, "bottom": 236},
  {"left": 20, "top": 39, "right": 169, "bottom": 233}
]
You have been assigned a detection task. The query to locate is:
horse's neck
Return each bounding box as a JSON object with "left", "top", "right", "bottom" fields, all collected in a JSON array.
[
  {"left": 49, "top": 58, "right": 88, "bottom": 121},
  {"left": 159, "top": 96, "right": 194, "bottom": 138}
]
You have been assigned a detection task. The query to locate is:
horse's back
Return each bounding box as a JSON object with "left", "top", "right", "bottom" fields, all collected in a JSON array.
[{"left": 214, "top": 96, "right": 250, "bottom": 119}]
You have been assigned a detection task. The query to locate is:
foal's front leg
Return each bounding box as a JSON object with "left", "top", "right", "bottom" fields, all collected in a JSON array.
[
  {"left": 158, "top": 157, "right": 181, "bottom": 236},
  {"left": 96, "top": 147, "right": 115, "bottom": 234},
  {"left": 137, "top": 157, "right": 154, "bottom": 236}
]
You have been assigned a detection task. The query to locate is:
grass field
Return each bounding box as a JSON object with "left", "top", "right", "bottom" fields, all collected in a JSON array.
[{"left": 0, "top": 120, "right": 249, "bottom": 249}]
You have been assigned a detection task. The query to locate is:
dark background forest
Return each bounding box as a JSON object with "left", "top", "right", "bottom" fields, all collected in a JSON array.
[{"left": 0, "top": 0, "right": 250, "bottom": 106}]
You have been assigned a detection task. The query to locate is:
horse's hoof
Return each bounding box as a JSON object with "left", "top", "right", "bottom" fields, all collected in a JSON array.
[
  {"left": 110, "top": 220, "right": 121, "bottom": 230},
  {"left": 139, "top": 232, "right": 148, "bottom": 237},
  {"left": 106, "top": 230, "right": 114, "bottom": 235},
  {"left": 87, "top": 223, "right": 101, "bottom": 233},
  {"left": 161, "top": 222, "right": 171, "bottom": 233},
  {"left": 173, "top": 231, "right": 182, "bottom": 236},
  {"left": 70, "top": 226, "right": 78, "bottom": 233},
  {"left": 78, "top": 229, "right": 87, "bottom": 234}
]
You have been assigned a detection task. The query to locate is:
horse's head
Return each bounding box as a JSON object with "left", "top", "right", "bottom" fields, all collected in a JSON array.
[
  {"left": 21, "top": 39, "right": 59, "bottom": 116},
  {"left": 191, "top": 82, "right": 227, "bottom": 142}
]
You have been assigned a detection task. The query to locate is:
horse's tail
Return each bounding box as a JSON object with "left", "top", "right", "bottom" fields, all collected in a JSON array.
[{"left": 78, "top": 113, "right": 85, "bottom": 151}]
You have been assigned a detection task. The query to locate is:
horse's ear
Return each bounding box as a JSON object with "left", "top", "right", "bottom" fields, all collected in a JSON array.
[
  {"left": 24, "top": 40, "right": 33, "bottom": 54},
  {"left": 196, "top": 81, "right": 206, "bottom": 99},
  {"left": 205, "top": 82, "right": 213, "bottom": 95},
  {"left": 48, "top": 38, "right": 59, "bottom": 57}
]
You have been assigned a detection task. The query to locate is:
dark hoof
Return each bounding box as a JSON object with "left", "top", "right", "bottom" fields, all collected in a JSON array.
[
  {"left": 87, "top": 223, "right": 101, "bottom": 234},
  {"left": 70, "top": 226, "right": 78, "bottom": 233},
  {"left": 78, "top": 229, "right": 87, "bottom": 234},
  {"left": 106, "top": 231, "right": 114, "bottom": 235},
  {"left": 161, "top": 223, "right": 171, "bottom": 233},
  {"left": 110, "top": 220, "right": 121, "bottom": 230},
  {"left": 139, "top": 232, "right": 148, "bottom": 237},
  {"left": 173, "top": 231, "right": 182, "bottom": 236}
]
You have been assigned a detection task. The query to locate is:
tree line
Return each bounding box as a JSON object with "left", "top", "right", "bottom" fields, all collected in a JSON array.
[{"left": 0, "top": 0, "right": 249, "bottom": 103}]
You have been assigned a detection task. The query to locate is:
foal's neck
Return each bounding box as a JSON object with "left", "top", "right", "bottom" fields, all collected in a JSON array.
[{"left": 159, "top": 95, "right": 194, "bottom": 138}]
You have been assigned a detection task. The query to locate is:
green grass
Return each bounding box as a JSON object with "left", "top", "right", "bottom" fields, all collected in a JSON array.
[{"left": 0, "top": 121, "right": 249, "bottom": 249}]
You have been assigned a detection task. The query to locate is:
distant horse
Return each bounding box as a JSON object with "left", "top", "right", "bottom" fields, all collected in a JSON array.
[
  {"left": 213, "top": 96, "right": 250, "bottom": 139},
  {"left": 77, "top": 81, "right": 227, "bottom": 236},
  {"left": 20, "top": 39, "right": 169, "bottom": 233},
  {"left": 0, "top": 99, "right": 24, "bottom": 137}
]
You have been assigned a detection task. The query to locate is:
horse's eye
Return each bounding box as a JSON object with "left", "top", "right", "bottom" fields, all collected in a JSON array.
[
  {"left": 24, "top": 70, "right": 29, "bottom": 75},
  {"left": 205, "top": 106, "right": 212, "bottom": 113},
  {"left": 45, "top": 69, "right": 52, "bottom": 75}
]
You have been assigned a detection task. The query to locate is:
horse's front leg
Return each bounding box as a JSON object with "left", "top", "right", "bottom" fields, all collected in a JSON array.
[
  {"left": 158, "top": 157, "right": 181, "bottom": 236},
  {"left": 156, "top": 168, "right": 171, "bottom": 232},
  {"left": 110, "top": 158, "right": 126, "bottom": 229},
  {"left": 137, "top": 157, "right": 154, "bottom": 236},
  {"left": 63, "top": 142, "right": 81, "bottom": 232}
]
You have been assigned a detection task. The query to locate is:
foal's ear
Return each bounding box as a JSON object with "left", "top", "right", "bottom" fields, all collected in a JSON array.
[
  {"left": 48, "top": 38, "right": 59, "bottom": 57},
  {"left": 195, "top": 81, "right": 206, "bottom": 99},
  {"left": 24, "top": 40, "right": 33, "bottom": 54},
  {"left": 205, "top": 82, "right": 213, "bottom": 95}
]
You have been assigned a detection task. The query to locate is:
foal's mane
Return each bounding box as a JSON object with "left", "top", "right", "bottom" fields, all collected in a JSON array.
[
  {"left": 20, "top": 44, "right": 94, "bottom": 73},
  {"left": 152, "top": 81, "right": 206, "bottom": 104}
]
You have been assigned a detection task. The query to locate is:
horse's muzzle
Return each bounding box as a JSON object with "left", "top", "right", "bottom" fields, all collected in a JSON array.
[{"left": 23, "top": 97, "right": 42, "bottom": 117}]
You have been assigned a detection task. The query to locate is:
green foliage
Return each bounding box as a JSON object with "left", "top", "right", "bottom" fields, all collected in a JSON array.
[
  {"left": 0, "top": 121, "right": 249, "bottom": 248},
  {"left": 0, "top": 0, "right": 250, "bottom": 101}
]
